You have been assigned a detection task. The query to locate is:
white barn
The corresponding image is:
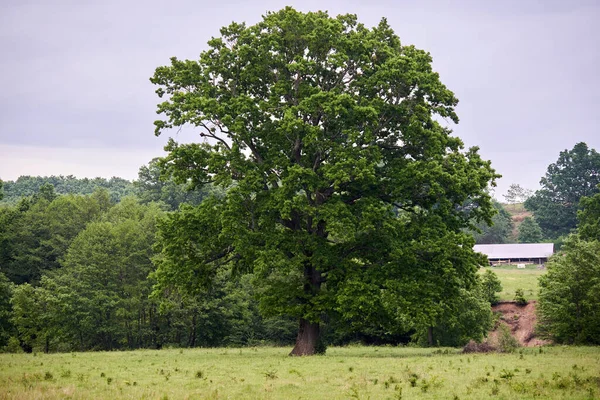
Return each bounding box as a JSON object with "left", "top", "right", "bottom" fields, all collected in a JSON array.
[{"left": 474, "top": 243, "right": 554, "bottom": 265}]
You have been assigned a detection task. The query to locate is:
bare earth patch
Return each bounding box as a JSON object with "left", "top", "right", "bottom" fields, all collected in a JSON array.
[{"left": 490, "top": 301, "right": 550, "bottom": 347}]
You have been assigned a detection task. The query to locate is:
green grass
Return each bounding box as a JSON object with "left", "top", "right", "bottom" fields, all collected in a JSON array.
[
  {"left": 481, "top": 265, "right": 546, "bottom": 301},
  {"left": 1, "top": 346, "right": 599, "bottom": 399}
]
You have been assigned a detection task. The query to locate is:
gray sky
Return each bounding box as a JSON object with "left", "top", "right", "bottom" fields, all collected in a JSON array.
[{"left": 1, "top": 0, "right": 598, "bottom": 199}]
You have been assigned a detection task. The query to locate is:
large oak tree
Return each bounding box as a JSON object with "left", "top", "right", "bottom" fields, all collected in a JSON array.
[{"left": 150, "top": 8, "right": 497, "bottom": 355}]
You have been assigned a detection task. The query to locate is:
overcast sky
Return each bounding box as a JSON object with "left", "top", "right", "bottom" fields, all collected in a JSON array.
[{"left": 1, "top": 0, "right": 598, "bottom": 199}]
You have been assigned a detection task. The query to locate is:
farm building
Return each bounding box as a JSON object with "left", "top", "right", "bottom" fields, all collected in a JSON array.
[{"left": 474, "top": 243, "right": 554, "bottom": 265}]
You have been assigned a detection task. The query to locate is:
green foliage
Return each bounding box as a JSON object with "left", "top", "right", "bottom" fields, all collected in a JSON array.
[
  {"left": 577, "top": 186, "right": 600, "bottom": 241},
  {"left": 518, "top": 217, "right": 543, "bottom": 243},
  {"left": 481, "top": 269, "right": 502, "bottom": 305},
  {"left": 0, "top": 176, "right": 136, "bottom": 205},
  {"left": 150, "top": 7, "right": 498, "bottom": 354},
  {"left": 525, "top": 143, "right": 600, "bottom": 238},
  {"left": 0, "top": 272, "right": 14, "bottom": 347},
  {"left": 11, "top": 283, "right": 51, "bottom": 352},
  {"left": 37, "top": 198, "right": 165, "bottom": 351},
  {"left": 470, "top": 201, "right": 513, "bottom": 244},
  {"left": 538, "top": 236, "right": 600, "bottom": 344},
  {"left": 0, "top": 190, "right": 107, "bottom": 284},
  {"left": 2, "top": 188, "right": 299, "bottom": 351},
  {"left": 411, "top": 285, "right": 494, "bottom": 347},
  {"left": 496, "top": 324, "right": 519, "bottom": 353},
  {"left": 134, "top": 158, "right": 221, "bottom": 210},
  {"left": 513, "top": 288, "right": 527, "bottom": 306},
  {"left": 3, "top": 336, "right": 23, "bottom": 353}
]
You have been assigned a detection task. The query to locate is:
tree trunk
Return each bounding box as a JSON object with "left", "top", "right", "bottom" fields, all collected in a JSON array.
[
  {"left": 288, "top": 217, "right": 326, "bottom": 356},
  {"left": 427, "top": 326, "right": 434, "bottom": 347},
  {"left": 290, "top": 318, "right": 320, "bottom": 356}
]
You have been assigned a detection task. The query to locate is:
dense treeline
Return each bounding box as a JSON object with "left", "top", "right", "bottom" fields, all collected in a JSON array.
[
  {"left": 0, "top": 158, "right": 222, "bottom": 210},
  {"left": 0, "top": 183, "right": 297, "bottom": 352},
  {"left": 1, "top": 176, "right": 135, "bottom": 204}
]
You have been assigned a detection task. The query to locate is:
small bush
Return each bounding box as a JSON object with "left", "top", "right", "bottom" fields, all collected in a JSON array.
[
  {"left": 514, "top": 288, "right": 527, "bottom": 306},
  {"left": 497, "top": 324, "right": 519, "bottom": 353},
  {"left": 481, "top": 269, "right": 503, "bottom": 304},
  {"left": 3, "top": 337, "right": 24, "bottom": 353},
  {"left": 314, "top": 338, "right": 327, "bottom": 355},
  {"left": 499, "top": 369, "right": 514, "bottom": 379},
  {"left": 264, "top": 370, "right": 278, "bottom": 380},
  {"left": 60, "top": 369, "right": 72, "bottom": 378}
]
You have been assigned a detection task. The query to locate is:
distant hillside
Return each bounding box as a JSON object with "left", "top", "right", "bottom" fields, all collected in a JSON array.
[
  {"left": 0, "top": 175, "right": 135, "bottom": 204},
  {"left": 502, "top": 203, "right": 533, "bottom": 241}
]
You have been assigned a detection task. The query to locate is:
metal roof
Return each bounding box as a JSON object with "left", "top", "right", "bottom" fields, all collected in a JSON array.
[{"left": 474, "top": 243, "right": 554, "bottom": 259}]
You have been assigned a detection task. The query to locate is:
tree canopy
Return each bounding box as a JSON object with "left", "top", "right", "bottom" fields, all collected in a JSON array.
[
  {"left": 150, "top": 7, "right": 498, "bottom": 355},
  {"left": 578, "top": 186, "right": 600, "bottom": 241},
  {"left": 537, "top": 236, "right": 600, "bottom": 344},
  {"left": 518, "top": 216, "right": 543, "bottom": 243},
  {"left": 134, "top": 158, "right": 221, "bottom": 210},
  {"left": 0, "top": 176, "right": 135, "bottom": 205},
  {"left": 525, "top": 142, "right": 600, "bottom": 238},
  {"left": 469, "top": 201, "right": 513, "bottom": 244},
  {"left": 503, "top": 183, "right": 533, "bottom": 204}
]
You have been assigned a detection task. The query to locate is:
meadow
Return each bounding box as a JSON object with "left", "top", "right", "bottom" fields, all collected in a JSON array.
[
  {"left": 1, "top": 346, "right": 599, "bottom": 399},
  {"left": 482, "top": 265, "right": 546, "bottom": 301}
]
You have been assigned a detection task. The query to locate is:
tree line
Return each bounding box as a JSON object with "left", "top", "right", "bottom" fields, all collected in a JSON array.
[{"left": 0, "top": 168, "right": 301, "bottom": 352}]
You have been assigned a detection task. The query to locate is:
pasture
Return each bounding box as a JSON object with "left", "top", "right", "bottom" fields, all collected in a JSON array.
[
  {"left": 1, "top": 346, "right": 599, "bottom": 399},
  {"left": 482, "top": 265, "right": 546, "bottom": 301}
]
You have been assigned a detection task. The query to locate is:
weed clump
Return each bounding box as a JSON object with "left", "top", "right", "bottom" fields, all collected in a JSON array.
[
  {"left": 264, "top": 370, "right": 278, "bottom": 380},
  {"left": 462, "top": 340, "right": 496, "bottom": 353}
]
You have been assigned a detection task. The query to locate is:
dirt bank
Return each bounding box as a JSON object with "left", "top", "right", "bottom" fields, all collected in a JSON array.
[{"left": 490, "top": 301, "right": 550, "bottom": 347}]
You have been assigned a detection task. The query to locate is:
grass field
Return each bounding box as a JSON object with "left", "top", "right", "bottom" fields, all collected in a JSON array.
[
  {"left": 1, "top": 346, "right": 599, "bottom": 399},
  {"left": 481, "top": 265, "right": 546, "bottom": 301}
]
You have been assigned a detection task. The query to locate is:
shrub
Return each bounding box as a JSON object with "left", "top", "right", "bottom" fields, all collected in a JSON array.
[
  {"left": 497, "top": 324, "right": 519, "bottom": 353},
  {"left": 514, "top": 288, "right": 527, "bottom": 306},
  {"left": 2, "top": 337, "right": 23, "bottom": 353},
  {"left": 481, "top": 269, "right": 502, "bottom": 305}
]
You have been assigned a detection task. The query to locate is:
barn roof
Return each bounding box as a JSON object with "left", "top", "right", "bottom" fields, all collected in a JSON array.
[{"left": 474, "top": 243, "right": 554, "bottom": 259}]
